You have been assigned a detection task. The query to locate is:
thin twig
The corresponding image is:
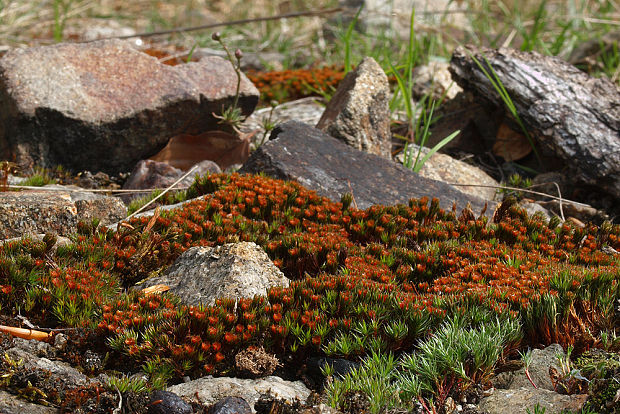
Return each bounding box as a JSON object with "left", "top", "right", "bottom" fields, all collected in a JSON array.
[
  {"left": 80, "top": 8, "right": 343, "bottom": 43},
  {"left": 6, "top": 184, "right": 189, "bottom": 193},
  {"left": 447, "top": 182, "right": 590, "bottom": 208},
  {"left": 125, "top": 164, "right": 199, "bottom": 220}
]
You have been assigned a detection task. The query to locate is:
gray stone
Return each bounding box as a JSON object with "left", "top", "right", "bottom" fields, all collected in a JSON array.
[
  {"left": 412, "top": 61, "right": 463, "bottom": 101},
  {"left": 240, "top": 121, "right": 494, "bottom": 214},
  {"left": 317, "top": 57, "right": 391, "bottom": 158},
  {"left": 11, "top": 337, "right": 54, "bottom": 358},
  {"left": 519, "top": 201, "right": 552, "bottom": 222},
  {"left": 167, "top": 375, "right": 311, "bottom": 412},
  {"left": 6, "top": 346, "right": 93, "bottom": 389},
  {"left": 537, "top": 199, "right": 609, "bottom": 224},
  {"left": 337, "top": 0, "right": 469, "bottom": 40},
  {"left": 494, "top": 344, "right": 564, "bottom": 392},
  {"left": 0, "top": 390, "right": 56, "bottom": 414},
  {"left": 300, "top": 404, "right": 343, "bottom": 414},
  {"left": 0, "top": 233, "right": 71, "bottom": 253},
  {"left": 211, "top": 396, "right": 252, "bottom": 414},
  {"left": 107, "top": 196, "right": 201, "bottom": 232},
  {"left": 121, "top": 159, "right": 221, "bottom": 203},
  {"left": 478, "top": 387, "right": 588, "bottom": 414},
  {"left": 147, "top": 390, "right": 192, "bottom": 414},
  {"left": 0, "top": 187, "right": 126, "bottom": 239},
  {"left": 242, "top": 97, "right": 326, "bottom": 151},
  {"left": 139, "top": 243, "right": 289, "bottom": 307},
  {"left": 195, "top": 47, "right": 286, "bottom": 71},
  {"left": 0, "top": 40, "right": 258, "bottom": 174},
  {"left": 396, "top": 144, "right": 499, "bottom": 201}
]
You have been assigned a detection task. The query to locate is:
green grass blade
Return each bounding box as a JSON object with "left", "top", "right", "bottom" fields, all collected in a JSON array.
[
  {"left": 388, "top": 60, "right": 413, "bottom": 121},
  {"left": 344, "top": 4, "right": 364, "bottom": 74},
  {"left": 412, "top": 129, "right": 459, "bottom": 173}
]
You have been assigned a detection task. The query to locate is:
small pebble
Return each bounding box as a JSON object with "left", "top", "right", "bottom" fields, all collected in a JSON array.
[
  {"left": 147, "top": 390, "right": 192, "bottom": 414},
  {"left": 54, "top": 333, "right": 68, "bottom": 351},
  {"left": 211, "top": 396, "right": 252, "bottom": 414}
]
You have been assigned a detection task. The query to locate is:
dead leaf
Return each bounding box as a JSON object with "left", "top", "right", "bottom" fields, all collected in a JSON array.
[
  {"left": 150, "top": 130, "right": 253, "bottom": 171},
  {"left": 493, "top": 121, "right": 532, "bottom": 161}
]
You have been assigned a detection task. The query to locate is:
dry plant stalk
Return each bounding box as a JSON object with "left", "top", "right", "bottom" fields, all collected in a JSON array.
[{"left": 0, "top": 325, "right": 53, "bottom": 341}]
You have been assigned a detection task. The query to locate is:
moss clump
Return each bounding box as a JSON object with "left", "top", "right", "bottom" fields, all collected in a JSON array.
[{"left": 0, "top": 173, "right": 618, "bottom": 411}]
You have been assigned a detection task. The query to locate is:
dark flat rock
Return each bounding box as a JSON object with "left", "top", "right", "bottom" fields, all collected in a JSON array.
[
  {"left": 239, "top": 121, "right": 494, "bottom": 214},
  {"left": 0, "top": 39, "right": 258, "bottom": 174}
]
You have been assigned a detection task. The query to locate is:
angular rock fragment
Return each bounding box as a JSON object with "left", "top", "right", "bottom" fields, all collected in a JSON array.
[
  {"left": 0, "top": 390, "right": 57, "bottom": 414},
  {"left": 0, "top": 40, "right": 258, "bottom": 174},
  {"left": 210, "top": 396, "right": 252, "bottom": 414},
  {"left": 450, "top": 45, "right": 620, "bottom": 199},
  {"left": 147, "top": 390, "right": 192, "bottom": 414},
  {"left": 0, "top": 187, "right": 126, "bottom": 239},
  {"left": 240, "top": 121, "right": 494, "bottom": 214},
  {"left": 167, "top": 375, "right": 310, "bottom": 408},
  {"left": 477, "top": 387, "right": 587, "bottom": 414},
  {"left": 397, "top": 144, "right": 499, "bottom": 201},
  {"left": 317, "top": 57, "right": 392, "bottom": 158},
  {"left": 121, "top": 159, "right": 220, "bottom": 203},
  {"left": 139, "top": 243, "right": 289, "bottom": 307}
]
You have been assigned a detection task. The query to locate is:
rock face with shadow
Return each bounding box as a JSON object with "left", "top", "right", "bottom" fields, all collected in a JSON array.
[{"left": 0, "top": 39, "right": 258, "bottom": 174}]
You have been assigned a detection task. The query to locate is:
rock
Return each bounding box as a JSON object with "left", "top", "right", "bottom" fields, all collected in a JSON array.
[
  {"left": 337, "top": 0, "right": 469, "bottom": 40},
  {"left": 7, "top": 174, "right": 26, "bottom": 185},
  {"left": 121, "top": 159, "right": 221, "bottom": 202},
  {"left": 107, "top": 196, "right": 201, "bottom": 232},
  {"left": 316, "top": 57, "right": 391, "bottom": 158},
  {"left": 450, "top": 45, "right": 620, "bottom": 200},
  {"left": 412, "top": 61, "right": 463, "bottom": 101},
  {"left": 299, "top": 404, "right": 343, "bottom": 414},
  {"left": 242, "top": 97, "right": 326, "bottom": 150},
  {"left": 6, "top": 346, "right": 94, "bottom": 389},
  {"left": 147, "top": 390, "right": 192, "bottom": 414},
  {"left": 0, "top": 187, "right": 126, "bottom": 239},
  {"left": 138, "top": 243, "right": 289, "bottom": 307},
  {"left": 195, "top": 47, "right": 286, "bottom": 71},
  {"left": 519, "top": 201, "right": 551, "bottom": 222},
  {"left": 0, "top": 233, "right": 71, "bottom": 253},
  {"left": 477, "top": 387, "right": 588, "bottom": 414},
  {"left": 0, "top": 390, "right": 56, "bottom": 414},
  {"left": 211, "top": 396, "right": 252, "bottom": 414},
  {"left": 76, "top": 170, "right": 120, "bottom": 190},
  {"left": 396, "top": 144, "right": 499, "bottom": 201},
  {"left": 537, "top": 200, "right": 609, "bottom": 224},
  {"left": 0, "top": 40, "right": 259, "bottom": 174},
  {"left": 240, "top": 121, "right": 494, "bottom": 214},
  {"left": 78, "top": 20, "right": 137, "bottom": 42},
  {"left": 123, "top": 160, "right": 183, "bottom": 196},
  {"left": 10, "top": 337, "right": 54, "bottom": 358},
  {"left": 494, "top": 344, "right": 564, "bottom": 392},
  {"left": 167, "top": 375, "right": 311, "bottom": 411},
  {"left": 306, "top": 357, "right": 360, "bottom": 381}
]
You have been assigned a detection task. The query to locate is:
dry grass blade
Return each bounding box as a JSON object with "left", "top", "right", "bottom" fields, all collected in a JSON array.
[{"left": 125, "top": 163, "right": 199, "bottom": 220}]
